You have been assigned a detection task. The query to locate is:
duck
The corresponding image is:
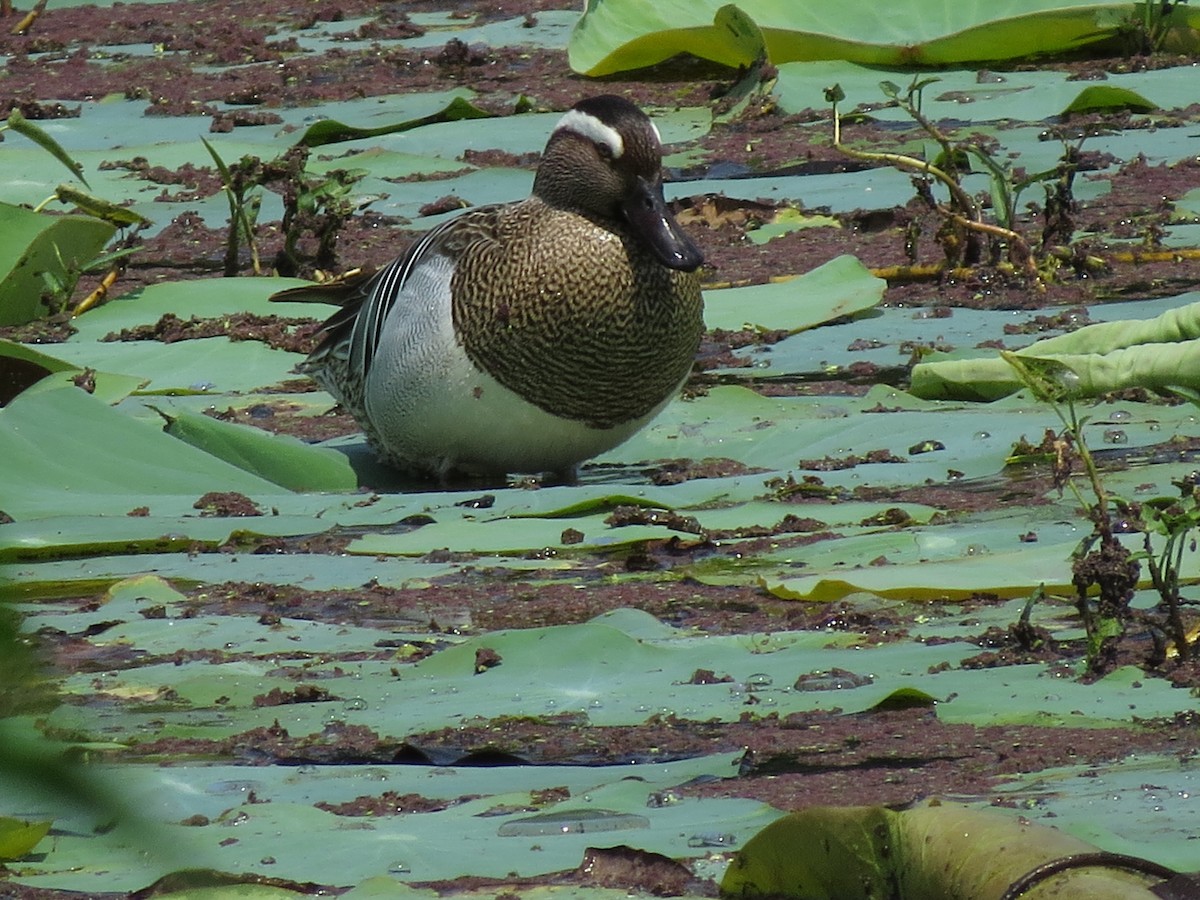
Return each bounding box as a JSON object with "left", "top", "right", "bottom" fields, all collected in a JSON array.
[{"left": 272, "top": 95, "right": 704, "bottom": 481}]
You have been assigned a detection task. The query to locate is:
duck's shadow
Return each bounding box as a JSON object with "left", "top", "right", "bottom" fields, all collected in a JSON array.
[{"left": 328, "top": 437, "right": 652, "bottom": 495}]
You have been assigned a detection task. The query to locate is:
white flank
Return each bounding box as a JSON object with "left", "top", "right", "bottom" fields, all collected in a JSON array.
[{"left": 555, "top": 108, "right": 624, "bottom": 158}]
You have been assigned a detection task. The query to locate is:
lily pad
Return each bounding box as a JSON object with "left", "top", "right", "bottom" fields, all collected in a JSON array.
[
  {"left": 569, "top": 0, "right": 1200, "bottom": 76},
  {"left": 0, "top": 201, "right": 114, "bottom": 326},
  {"left": 704, "top": 255, "right": 884, "bottom": 333}
]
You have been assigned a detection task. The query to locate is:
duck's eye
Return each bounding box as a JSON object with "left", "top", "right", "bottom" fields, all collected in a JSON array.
[{"left": 595, "top": 142, "right": 614, "bottom": 160}]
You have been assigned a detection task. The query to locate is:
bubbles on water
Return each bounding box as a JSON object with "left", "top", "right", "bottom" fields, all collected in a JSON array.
[
  {"left": 388, "top": 861, "right": 411, "bottom": 875},
  {"left": 207, "top": 780, "right": 260, "bottom": 796},
  {"left": 646, "top": 790, "right": 682, "bottom": 808},
  {"left": 1109, "top": 409, "right": 1132, "bottom": 422},
  {"left": 795, "top": 668, "right": 874, "bottom": 692},
  {"left": 497, "top": 809, "right": 649, "bottom": 837},
  {"left": 745, "top": 673, "right": 773, "bottom": 690},
  {"left": 973, "top": 430, "right": 991, "bottom": 440},
  {"left": 963, "top": 543, "right": 989, "bottom": 556},
  {"left": 342, "top": 697, "right": 367, "bottom": 712},
  {"left": 687, "top": 832, "right": 737, "bottom": 848},
  {"left": 1102, "top": 429, "right": 1128, "bottom": 445}
]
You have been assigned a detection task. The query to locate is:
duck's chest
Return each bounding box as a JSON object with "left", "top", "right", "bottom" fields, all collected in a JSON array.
[{"left": 448, "top": 207, "right": 703, "bottom": 427}]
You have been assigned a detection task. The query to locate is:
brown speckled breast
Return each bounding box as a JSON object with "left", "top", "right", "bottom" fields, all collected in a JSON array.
[{"left": 448, "top": 198, "right": 704, "bottom": 429}]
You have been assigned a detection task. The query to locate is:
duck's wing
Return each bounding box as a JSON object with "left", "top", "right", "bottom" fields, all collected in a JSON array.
[
  {"left": 270, "top": 266, "right": 376, "bottom": 337},
  {"left": 270, "top": 211, "right": 488, "bottom": 383}
]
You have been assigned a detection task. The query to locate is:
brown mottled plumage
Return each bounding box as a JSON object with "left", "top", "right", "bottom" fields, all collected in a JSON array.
[
  {"left": 450, "top": 200, "right": 700, "bottom": 428},
  {"left": 272, "top": 95, "right": 703, "bottom": 480}
]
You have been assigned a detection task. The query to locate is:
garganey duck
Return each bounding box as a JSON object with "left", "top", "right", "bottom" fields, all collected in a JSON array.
[{"left": 274, "top": 95, "right": 704, "bottom": 481}]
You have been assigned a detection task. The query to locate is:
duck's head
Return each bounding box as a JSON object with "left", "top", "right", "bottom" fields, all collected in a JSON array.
[{"left": 533, "top": 95, "right": 703, "bottom": 273}]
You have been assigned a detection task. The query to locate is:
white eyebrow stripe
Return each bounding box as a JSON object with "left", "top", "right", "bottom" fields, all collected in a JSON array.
[{"left": 555, "top": 109, "right": 625, "bottom": 159}]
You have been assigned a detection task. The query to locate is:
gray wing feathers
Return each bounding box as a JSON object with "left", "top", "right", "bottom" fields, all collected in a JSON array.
[{"left": 346, "top": 218, "right": 460, "bottom": 383}]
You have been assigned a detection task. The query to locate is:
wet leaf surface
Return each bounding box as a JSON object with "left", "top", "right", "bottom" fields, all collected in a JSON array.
[{"left": 2, "top": 1, "right": 1200, "bottom": 897}]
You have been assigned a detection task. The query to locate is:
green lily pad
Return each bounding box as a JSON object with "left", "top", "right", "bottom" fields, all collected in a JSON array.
[
  {"left": 722, "top": 801, "right": 1165, "bottom": 899},
  {"left": 704, "top": 255, "right": 884, "bottom": 333},
  {"left": 159, "top": 407, "right": 356, "bottom": 492},
  {"left": 911, "top": 294, "right": 1200, "bottom": 400},
  {"left": 568, "top": 0, "right": 1200, "bottom": 76},
  {"left": 0, "top": 201, "right": 114, "bottom": 326},
  {"left": 1, "top": 746, "right": 776, "bottom": 894},
  {"left": 0, "top": 816, "right": 52, "bottom": 861},
  {"left": 0, "top": 383, "right": 288, "bottom": 521},
  {"left": 1062, "top": 84, "right": 1158, "bottom": 115}
]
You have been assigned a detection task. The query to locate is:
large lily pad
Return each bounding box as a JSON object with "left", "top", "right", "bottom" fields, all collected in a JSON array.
[{"left": 569, "top": 0, "right": 1200, "bottom": 76}]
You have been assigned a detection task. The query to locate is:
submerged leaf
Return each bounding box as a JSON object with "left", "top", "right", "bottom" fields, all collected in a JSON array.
[{"left": 296, "top": 96, "right": 493, "bottom": 148}]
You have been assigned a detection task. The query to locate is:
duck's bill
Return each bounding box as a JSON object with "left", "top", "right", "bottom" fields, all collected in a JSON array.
[{"left": 623, "top": 176, "right": 704, "bottom": 273}]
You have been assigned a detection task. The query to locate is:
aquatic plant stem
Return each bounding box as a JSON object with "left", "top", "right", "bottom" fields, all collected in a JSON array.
[{"left": 830, "top": 96, "right": 1038, "bottom": 280}]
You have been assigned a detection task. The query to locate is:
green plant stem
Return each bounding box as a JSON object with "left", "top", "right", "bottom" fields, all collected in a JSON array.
[
  {"left": 832, "top": 101, "right": 1037, "bottom": 280},
  {"left": 201, "top": 138, "right": 262, "bottom": 277},
  {"left": 941, "top": 210, "right": 1037, "bottom": 278},
  {"left": 1167, "top": 531, "right": 1191, "bottom": 661},
  {"left": 894, "top": 92, "right": 960, "bottom": 180},
  {"left": 1068, "top": 404, "right": 1110, "bottom": 539},
  {"left": 833, "top": 104, "right": 979, "bottom": 219}
]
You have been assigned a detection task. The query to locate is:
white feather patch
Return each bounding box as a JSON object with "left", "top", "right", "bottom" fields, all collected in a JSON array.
[{"left": 555, "top": 108, "right": 625, "bottom": 158}]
